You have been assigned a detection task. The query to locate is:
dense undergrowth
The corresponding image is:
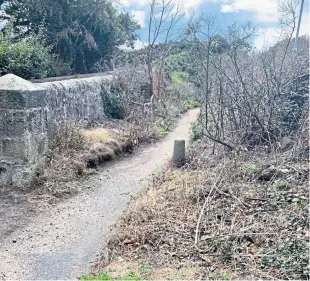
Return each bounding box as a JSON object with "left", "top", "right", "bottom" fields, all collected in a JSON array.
[
  {"left": 28, "top": 92, "right": 199, "bottom": 204},
  {"left": 1, "top": 0, "right": 308, "bottom": 277},
  {"left": 90, "top": 128, "right": 309, "bottom": 279}
]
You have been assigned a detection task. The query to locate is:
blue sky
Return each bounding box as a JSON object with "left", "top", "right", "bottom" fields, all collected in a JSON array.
[{"left": 119, "top": 0, "right": 309, "bottom": 49}]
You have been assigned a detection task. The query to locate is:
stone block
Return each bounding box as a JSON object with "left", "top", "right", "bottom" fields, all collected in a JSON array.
[
  {"left": 0, "top": 162, "right": 10, "bottom": 186},
  {"left": 4, "top": 110, "right": 27, "bottom": 137},
  {"left": 0, "top": 90, "right": 25, "bottom": 109},
  {"left": 0, "top": 138, "right": 26, "bottom": 161},
  {"left": 0, "top": 162, "right": 37, "bottom": 188},
  {"left": 26, "top": 108, "right": 45, "bottom": 134},
  {"left": 24, "top": 131, "right": 47, "bottom": 164},
  {"left": 0, "top": 74, "right": 45, "bottom": 109}
]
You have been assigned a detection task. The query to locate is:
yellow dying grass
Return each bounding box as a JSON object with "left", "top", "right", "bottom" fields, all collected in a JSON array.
[
  {"left": 120, "top": 170, "right": 198, "bottom": 226},
  {"left": 80, "top": 128, "right": 115, "bottom": 142}
]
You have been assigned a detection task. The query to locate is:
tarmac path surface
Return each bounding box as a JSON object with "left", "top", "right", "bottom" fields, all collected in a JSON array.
[{"left": 0, "top": 109, "right": 199, "bottom": 280}]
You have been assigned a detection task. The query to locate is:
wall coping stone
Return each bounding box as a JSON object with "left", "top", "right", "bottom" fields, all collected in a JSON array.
[{"left": 0, "top": 74, "right": 44, "bottom": 91}]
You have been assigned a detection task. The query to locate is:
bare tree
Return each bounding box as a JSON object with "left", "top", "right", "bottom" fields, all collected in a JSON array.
[
  {"left": 188, "top": 14, "right": 219, "bottom": 129},
  {"left": 145, "top": 0, "right": 184, "bottom": 105},
  {"left": 186, "top": 0, "right": 308, "bottom": 152}
]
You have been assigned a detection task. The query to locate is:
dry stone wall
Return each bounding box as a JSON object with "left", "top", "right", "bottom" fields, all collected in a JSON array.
[{"left": 0, "top": 73, "right": 114, "bottom": 188}]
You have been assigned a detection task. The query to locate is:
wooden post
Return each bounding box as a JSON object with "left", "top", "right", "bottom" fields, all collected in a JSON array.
[{"left": 172, "top": 139, "right": 185, "bottom": 167}]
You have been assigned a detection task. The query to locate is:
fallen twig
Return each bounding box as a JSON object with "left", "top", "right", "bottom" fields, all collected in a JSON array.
[{"left": 194, "top": 164, "right": 225, "bottom": 245}]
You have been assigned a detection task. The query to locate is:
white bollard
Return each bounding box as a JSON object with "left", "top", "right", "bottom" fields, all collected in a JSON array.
[{"left": 172, "top": 139, "right": 185, "bottom": 167}]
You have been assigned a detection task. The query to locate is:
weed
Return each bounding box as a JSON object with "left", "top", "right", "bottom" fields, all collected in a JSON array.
[
  {"left": 80, "top": 272, "right": 114, "bottom": 280},
  {"left": 48, "top": 122, "right": 86, "bottom": 153},
  {"left": 241, "top": 163, "right": 260, "bottom": 172},
  {"left": 222, "top": 272, "right": 230, "bottom": 280},
  {"left": 138, "top": 264, "right": 155, "bottom": 278},
  {"left": 272, "top": 179, "right": 290, "bottom": 190},
  {"left": 182, "top": 99, "right": 199, "bottom": 110},
  {"left": 122, "top": 271, "right": 142, "bottom": 280},
  {"left": 182, "top": 263, "right": 189, "bottom": 269},
  {"left": 190, "top": 120, "right": 202, "bottom": 142},
  {"left": 104, "top": 145, "right": 309, "bottom": 280},
  {"left": 80, "top": 271, "right": 141, "bottom": 280},
  {"left": 261, "top": 238, "right": 309, "bottom": 279},
  {"left": 157, "top": 122, "right": 170, "bottom": 136},
  {"left": 108, "top": 268, "right": 117, "bottom": 273},
  {"left": 123, "top": 190, "right": 134, "bottom": 197}
]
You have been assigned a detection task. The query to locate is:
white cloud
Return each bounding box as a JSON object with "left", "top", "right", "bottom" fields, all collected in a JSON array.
[
  {"left": 119, "top": 0, "right": 214, "bottom": 11},
  {"left": 131, "top": 10, "right": 145, "bottom": 27},
  {"left": 220, "top": 0, "right": 279, "bottom": 22},
  {"left": 133, "top": 40, "right": 148, "bottom": 49},
  {"left": 119, "top": 0, "right": 151, "bottom": 8},
  {"left": 176, "top": 0, "right": 207, "bottom": 11},
  {"left": 298, "top": 10, "right": 309, "bottom": 37},
  {"left": 254, "top": 11, "right": 309, "bottom": 49},
  {"left": 254, "top": 27, "right": 281, "bottom": 49},
  {"left": 119, "top": 40, "right": 147, "bottom": 50}
]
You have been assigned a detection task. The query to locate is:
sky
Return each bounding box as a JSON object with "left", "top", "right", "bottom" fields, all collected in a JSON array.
[{"left": 119, "top": 0, "right": 309, "bottom": 50}]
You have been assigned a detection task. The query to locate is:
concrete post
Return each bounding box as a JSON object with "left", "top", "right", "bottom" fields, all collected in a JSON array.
[
  {"left": 172, "top": 139, "right": 185, "bottom": 167},
  {"left": 6, "top": 163, "right": 13, "bottom": 185}
]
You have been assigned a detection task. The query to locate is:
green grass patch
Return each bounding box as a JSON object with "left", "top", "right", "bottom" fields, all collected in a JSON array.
[
  {"left": 157, "top": 122, "right": 170, "bottom": 136},
  {"left": 182, "top": 99, "right": 200, "bottom": 110},
  {"left": 80, "top": 271, "right": 142, "bottom": 280},
  {"left": 171, "top": 71, "right": 189, "bottom": 85},
  {"left": 241, "top": 163, "right": 262, "bottom": 174},
  {"left": 80, "top": 272, "right": 114, "bottom": 280}
]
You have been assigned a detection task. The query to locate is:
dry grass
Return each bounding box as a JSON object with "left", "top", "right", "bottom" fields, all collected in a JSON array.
[
  {"left": 81, "top": 128, "right": 115, "bottom": 142},
  {"left": 100, "top": 142, "right": 309, "bottom": 280},
  {"left": 28, "top": 109, "right": 179, "bottom": 206},
  {"left": 29, "top": 124, "right": 136, "bottom": 205},
  {"left": 89, "top": 260, "right": 199, "bottom": 280}
]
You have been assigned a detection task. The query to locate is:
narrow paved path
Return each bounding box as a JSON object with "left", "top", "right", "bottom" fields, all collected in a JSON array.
[{"left": 0, "top": 109, "right": 199, "bottom": 280}]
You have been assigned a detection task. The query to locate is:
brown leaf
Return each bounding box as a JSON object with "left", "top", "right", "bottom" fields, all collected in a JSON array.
[
  {"left": 123, "top": 238, "right": 133, "bottom": 244},
  {"left": 249, "top": 247, "right": 257, "bottom": 254}
]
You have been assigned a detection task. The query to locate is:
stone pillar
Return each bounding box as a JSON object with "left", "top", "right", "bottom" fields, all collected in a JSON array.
[
  {"left": 0, "top": 74, "right": 47, "bottom": 188},
  {"left": 172, "top": 139, "right": 185, "bottom": 167}
]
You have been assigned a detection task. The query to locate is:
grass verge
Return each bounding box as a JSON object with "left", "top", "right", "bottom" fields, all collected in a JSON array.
[
  {"left": 92, "top": 140, "right": 309, "bottom": 280},
  {"left": 29, "top": 123, "right": 137, "bottom": 204}
]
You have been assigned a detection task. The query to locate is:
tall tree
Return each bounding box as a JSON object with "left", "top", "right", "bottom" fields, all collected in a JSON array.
[{"left": 3, "top": 0, "right": 139, "bottom": 73}]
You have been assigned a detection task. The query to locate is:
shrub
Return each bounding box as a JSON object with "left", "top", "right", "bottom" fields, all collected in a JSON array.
[
  {"left": 171, "top": 71, "right": 189, "bottom": 85},
  {"left": 100, "top": 86, "right": 125, "bottom": 119},
  {"left": 190, "top": 120, "right": 203, "bottom": 142},
  {"left": 182, "top": 99, "right": 200, "bottom": 110},
  {"left": 157, "top": 121, "right": 170, "bottom": 136},
  {"left": 0, "top": 28, "right": 70, "bottom": 79}
]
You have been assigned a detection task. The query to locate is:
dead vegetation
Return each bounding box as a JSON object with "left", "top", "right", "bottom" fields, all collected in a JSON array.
[
  {"left": 97, "top": 137, "right": 309, "bottom": 280},
  {"left": 28, "top": 99, "right": 190, "bottom": 203},
  {"left": 28, "top": 121, "right": 137, "bottom": 203}
]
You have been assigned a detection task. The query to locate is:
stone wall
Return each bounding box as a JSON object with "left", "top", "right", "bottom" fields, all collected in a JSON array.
[
  {"left": 40, "top": 75, "right": 112, "bottom": 123},
  {"left": 0, "top": 73, "right": 114, "bottom": 188}
]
